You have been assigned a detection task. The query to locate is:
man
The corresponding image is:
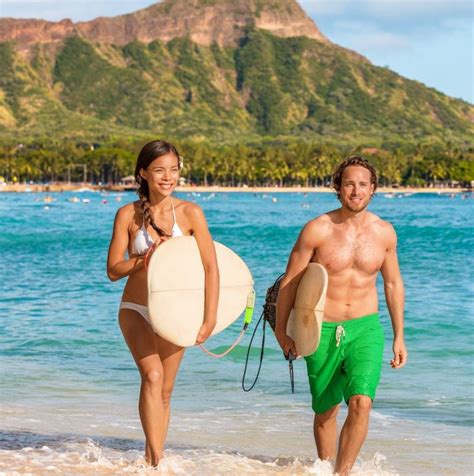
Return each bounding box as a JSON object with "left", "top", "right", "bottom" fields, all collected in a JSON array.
[{"left": 276, "top": 156, "right": 407, "bottom": 475}]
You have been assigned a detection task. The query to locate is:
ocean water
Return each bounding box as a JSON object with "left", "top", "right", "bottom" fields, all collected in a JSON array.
[{"left": 1, "top": 190, "right": 473, "bottom": 475}]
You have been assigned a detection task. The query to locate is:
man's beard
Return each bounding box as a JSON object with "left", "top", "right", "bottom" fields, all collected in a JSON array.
[{"left": 344, "top": 198, "right": 370, "bottom": 212}]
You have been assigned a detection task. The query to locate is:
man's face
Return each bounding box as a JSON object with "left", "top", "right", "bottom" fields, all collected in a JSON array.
[{"left": 339, "top": 166, "right": 375, "bottom": 212}]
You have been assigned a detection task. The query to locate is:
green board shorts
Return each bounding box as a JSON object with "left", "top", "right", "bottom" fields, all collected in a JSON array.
[{"left": 304, "top": 313, "right": 384, "bottom": 414}]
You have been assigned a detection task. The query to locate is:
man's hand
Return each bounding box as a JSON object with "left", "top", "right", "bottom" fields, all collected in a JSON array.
[
  {"left": 276, "top": 330, "right": 299, "bottom": 359},
  {"left": 195, "top": 320, "right": 216, "bottom": 345},
  {"left": 391, "top": 337, "right": 408, "bottom": 369}
]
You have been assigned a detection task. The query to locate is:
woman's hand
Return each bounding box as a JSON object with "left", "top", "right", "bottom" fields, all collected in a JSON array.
[
  {"left": 195, "top": 320, "right": 216, "bottom": 345},
  {"left": 143, "top": 235, "right": 169, "bottom": 269},
  {"left": 151, "top": 235, "right": 169, "bottom": 250},
  {"left": 187, "top": 203, "right": 219, "bottom": 346},
  {"left": 130, "top": 235, "right": 168, "bottom": 260}
]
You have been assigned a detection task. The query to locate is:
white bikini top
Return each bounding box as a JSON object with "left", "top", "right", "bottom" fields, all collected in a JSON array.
[{"left": 131, "top": 198, "right": 184, "bottom": 255}]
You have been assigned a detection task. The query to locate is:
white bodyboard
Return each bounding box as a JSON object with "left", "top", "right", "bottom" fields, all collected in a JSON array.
[
  {"left": 147, "top": 236, "right": 253, "bottom": 347},
  {"left": 286, "top": 263, "right": 328, "bottom": 357}
]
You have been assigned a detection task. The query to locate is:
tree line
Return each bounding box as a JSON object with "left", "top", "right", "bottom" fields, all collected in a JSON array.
[{"left": 1, "top": 140, "right": 473, "bottom": 187}]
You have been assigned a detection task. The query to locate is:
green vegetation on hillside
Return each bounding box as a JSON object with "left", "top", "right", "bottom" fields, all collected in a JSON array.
[
  {"left": 0, "top": 28, "right": 472, "bottom": 144},
  {"left": 53, "top": 37, "right": 152, "bottom": 128},
  {"left": 0, "top": 42, "right": 26, "bottom": 118}
]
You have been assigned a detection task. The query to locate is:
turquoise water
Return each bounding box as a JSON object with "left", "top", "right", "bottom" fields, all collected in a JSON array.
[{"left": 1, "top": 190, "right": 473, "bottom": 475}]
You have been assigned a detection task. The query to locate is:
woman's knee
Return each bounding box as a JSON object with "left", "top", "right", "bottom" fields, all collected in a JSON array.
[{"left": 142, "top": 368, "right": 164, "bottom": 390}]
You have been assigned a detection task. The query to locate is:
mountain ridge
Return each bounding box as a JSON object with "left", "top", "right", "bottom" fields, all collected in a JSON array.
[{"left": 0, "top": 0, "right": 328, "bottom": 54}]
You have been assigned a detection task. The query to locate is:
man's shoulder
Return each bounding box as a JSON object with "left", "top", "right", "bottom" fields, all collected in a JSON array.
[
  {"left": 307, "top": 212, "right": 332, "bottom": 227},
  {"left": 302, "top": 213, "right": 333, "bottom": 238},
  {"left": 369, "top": 212, "right": 395, "bottom": 232},
  {"left": 369, "top": 213, "right": 397, "bottom": 245}
]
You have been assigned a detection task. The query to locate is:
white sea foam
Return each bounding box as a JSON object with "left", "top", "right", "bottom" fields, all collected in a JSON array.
[{"left": 0, "top": 439, "right": 400, "bottom": 475}]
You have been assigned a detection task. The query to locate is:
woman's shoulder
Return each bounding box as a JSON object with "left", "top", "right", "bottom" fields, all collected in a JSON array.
[
  {"left": 115, "top": 201, "right": 141, "bottom": 221},
  {"left": 174, "top": 198, "right": 205, "bottom": 221},
  {"left": 174, "top": 197, "right": 200, "bottom": 212}
]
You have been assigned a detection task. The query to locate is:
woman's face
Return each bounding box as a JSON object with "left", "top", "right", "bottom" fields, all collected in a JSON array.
[{"left": 140, "top": 153, "right": 180, "bottom": 196}]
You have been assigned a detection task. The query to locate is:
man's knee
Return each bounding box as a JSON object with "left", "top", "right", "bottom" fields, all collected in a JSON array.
[
  {"left": 348, "top": 395, "right": 372, "bottom": 417},
  {"left": 315, "top": 405, "right": 340, "bottom": 427}
]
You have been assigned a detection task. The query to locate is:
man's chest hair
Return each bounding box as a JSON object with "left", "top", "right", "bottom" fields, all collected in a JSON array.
[{"left": 317, "top": 232, "right": 385, "bottom": 274}]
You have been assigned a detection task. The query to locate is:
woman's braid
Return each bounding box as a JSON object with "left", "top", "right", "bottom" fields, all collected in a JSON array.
[{"left": 137, "top": 177, "right": 169, "bottom": 238}]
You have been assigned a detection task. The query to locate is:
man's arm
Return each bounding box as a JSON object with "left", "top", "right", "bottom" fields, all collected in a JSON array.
[
  {"left": 380, "top": 223, "right": 408, "bottom": 369},
  {"left": 276, "top": 220, "right": 320, "bottom": 357}
]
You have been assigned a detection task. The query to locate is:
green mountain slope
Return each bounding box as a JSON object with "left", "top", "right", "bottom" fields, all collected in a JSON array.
[{"left": 0, "top": 28, "right": 472, "bottom": 144}]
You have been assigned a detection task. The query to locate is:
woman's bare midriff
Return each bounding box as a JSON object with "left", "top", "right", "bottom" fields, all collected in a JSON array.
[{"left": 122, "top": 267, "right": 148, "bottom": 305}]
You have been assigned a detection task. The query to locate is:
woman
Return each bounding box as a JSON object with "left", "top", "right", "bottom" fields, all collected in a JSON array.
[{"left": 107, "top": 140, "right": 219, "bottom": 466}]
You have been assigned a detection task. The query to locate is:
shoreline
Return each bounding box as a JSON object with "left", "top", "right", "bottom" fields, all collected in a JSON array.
[
  {"left": 1, "top": 399, "right": 472, "bottom": 476},
  {"left": 0, "top": 183, "right": 471, "bottom": 194}
]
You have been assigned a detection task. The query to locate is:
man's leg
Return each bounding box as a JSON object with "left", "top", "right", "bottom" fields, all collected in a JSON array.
[
  {"left": 334, "top": 395, "right": 372, "bottom": 475},
  {"left": 313, "top": 404, "right": 340, "bottom": 461},
  {"left": 335, "top": 314, "right": 384, "bottom": 474}
]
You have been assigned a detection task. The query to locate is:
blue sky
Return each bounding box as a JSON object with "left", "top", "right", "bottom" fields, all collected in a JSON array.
[{"left": 1, "top": 0, "right": 472, "bottom": 103}]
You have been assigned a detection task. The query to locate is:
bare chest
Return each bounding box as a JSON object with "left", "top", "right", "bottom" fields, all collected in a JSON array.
[{"left": 316, "top": 229, "right": 386, "bottom": 275}]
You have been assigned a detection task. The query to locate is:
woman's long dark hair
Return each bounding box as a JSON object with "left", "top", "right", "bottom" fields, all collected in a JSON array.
[{"left": 134, "top": 140, "right": 182, "bottom": 237}]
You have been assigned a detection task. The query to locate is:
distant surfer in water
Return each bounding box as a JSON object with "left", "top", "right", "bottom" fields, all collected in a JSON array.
[
  {"left": 276, "top": 156, "right": 407, "bottom": 475},
  {"left": 107, "top": 140, "right": 219, "bottom": 466}
]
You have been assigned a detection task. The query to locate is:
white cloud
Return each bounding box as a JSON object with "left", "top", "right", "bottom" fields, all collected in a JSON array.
[
  {"left": 300, "top": 1, "right": 347, "bottom": 16},
  {"left": 331, "top": 20, "right": 412, "bottom": 52},
  {"left": 440, "top": 17, "right": 474, "bottom": 32},
  {"left": 363, "top": 0, "right": 473, "bottom": 20},
  {"left": 349, "top": 31, "right": 411, "bottom": 52},
  {"left": 300, "top": 0, "right": 473, "bottom": 22},
  {"left": 300, "top": 0, "right": 350, "bottom": 16}
]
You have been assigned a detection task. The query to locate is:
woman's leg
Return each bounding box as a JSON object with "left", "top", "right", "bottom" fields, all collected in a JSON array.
[
  {"left": 119, "top": 309, "right": 166, "bottom": 465},
  {"left": 154, "top": 332, "right": 185, "bottom": 450}
]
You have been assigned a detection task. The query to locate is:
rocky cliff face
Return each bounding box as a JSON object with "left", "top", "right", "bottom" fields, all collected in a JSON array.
[{"left": 0, "top": 0, "right": 328, "bottom": 53}]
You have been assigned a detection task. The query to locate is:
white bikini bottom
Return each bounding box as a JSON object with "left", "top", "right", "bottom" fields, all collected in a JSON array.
[{"left": 119, "top": 301, "right": 151, "bottom": 326}]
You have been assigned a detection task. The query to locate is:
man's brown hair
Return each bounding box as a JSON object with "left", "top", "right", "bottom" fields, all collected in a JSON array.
[{"left": 332, "top": 156, "right": 378, "bottom": 201}]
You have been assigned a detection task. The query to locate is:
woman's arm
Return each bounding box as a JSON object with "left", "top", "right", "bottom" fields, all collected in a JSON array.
[
  {"left": 107, "top": 206, "right": 144, "bottom": 281},
  {"left": 187, "top": 203, "right": 219, "bottom": 344}
]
